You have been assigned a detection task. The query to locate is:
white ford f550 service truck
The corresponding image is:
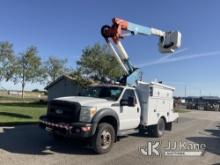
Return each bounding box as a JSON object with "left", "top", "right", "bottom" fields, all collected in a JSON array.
[
  {"left": 40, "top": 17, "right": 181, "bottom": 154},
  {"left": 40, "top": 81, "right": 179, "bottom": 154}
]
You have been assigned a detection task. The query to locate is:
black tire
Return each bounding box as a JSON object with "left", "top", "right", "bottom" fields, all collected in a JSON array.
[
  {"left": 165, "top": 122, "right": 172, "bottom": 131},
  {"left": 152, "top": 118, "right": 165, "bottom": 137},
  {"left": 92, "top": 123, "right": 115, "bottom": 154}
]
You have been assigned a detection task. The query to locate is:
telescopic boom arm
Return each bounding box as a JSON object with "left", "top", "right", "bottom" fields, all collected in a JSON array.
[{"left": 101, "top": 17, "right": 182, "bottom": 78}]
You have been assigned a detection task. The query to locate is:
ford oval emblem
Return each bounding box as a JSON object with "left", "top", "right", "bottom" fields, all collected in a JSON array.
[{"left": 55, "top": 109, "right": 63, "bottom": 114}]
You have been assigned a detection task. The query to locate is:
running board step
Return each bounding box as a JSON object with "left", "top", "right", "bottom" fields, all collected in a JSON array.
[{"left": 118, "top": 129, "right": 139, "bottom": 136}]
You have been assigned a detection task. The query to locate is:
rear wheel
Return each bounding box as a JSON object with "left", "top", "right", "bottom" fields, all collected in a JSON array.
[
  {"left": 92, "top": 123, "right": 115, "bottom": 154},
  {"left": 152, "top": 118, "right": 165, "bottom": 137},
  {"left": 165, "top": 122, "right": 172, "bottom": 131}
]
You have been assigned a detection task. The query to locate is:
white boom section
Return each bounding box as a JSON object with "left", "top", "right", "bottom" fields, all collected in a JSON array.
[{"left": 107, "top": 41, "right": 129, "bottom": 74}]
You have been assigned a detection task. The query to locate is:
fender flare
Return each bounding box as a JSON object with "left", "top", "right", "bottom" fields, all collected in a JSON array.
[{"left": 91, "top": 108, "right": 120, "bottom": 135}]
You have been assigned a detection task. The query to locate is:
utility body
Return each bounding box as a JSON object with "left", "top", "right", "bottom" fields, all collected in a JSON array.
[{"left": 40, "top": 18, "right": 181, "bottom": 154}]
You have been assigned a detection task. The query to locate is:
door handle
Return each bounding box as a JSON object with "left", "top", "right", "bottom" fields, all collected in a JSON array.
[{"left": 137, "top": 108, "right": 139, "bottom": 112}]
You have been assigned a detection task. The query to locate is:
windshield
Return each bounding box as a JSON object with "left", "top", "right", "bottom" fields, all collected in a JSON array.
[{"left": 82, "top": 86, "right": 123, "bottom": 101}]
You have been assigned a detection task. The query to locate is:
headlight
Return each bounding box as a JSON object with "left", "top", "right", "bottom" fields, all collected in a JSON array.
[{"left": 79, "top": 106, "right": 97, "bottom": 122}]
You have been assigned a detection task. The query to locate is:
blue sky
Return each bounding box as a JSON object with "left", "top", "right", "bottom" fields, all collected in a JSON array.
[{"left": 0, "top": 0, "right": 220, "bottom": 96}]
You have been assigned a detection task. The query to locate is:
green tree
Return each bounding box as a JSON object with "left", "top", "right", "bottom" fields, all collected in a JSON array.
[
  {"left": 44, "top": 56, "right": 69, "bottom": 83},
  {"left": 16, "top": 46, "right": 43, "bottom": 98},
  {"left": 77, "top": 43, "right": 124, "bottom": 82},
  {"left": 69, "top": 70, "right": 92, "bottom": 88},
  {"left": 0, "top": 41, "right": 16, "bottom": 81}
]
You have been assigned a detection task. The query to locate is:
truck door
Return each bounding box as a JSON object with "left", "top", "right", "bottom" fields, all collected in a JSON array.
[{"left": 118, "top": 89, "right": 140, "bottom": 130}]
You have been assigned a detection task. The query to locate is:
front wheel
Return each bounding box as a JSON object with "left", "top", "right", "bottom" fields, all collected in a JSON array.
[
  {"left": 92, "top": 123, "right": 115, "bottom": 154},
  {"left": 152, "top": 118, "right": 165, "bottom": 137}
]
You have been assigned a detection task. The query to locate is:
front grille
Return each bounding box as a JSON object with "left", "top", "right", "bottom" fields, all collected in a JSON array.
[{"left": 47, "top": 100, "right": 81, "bottom": 123}]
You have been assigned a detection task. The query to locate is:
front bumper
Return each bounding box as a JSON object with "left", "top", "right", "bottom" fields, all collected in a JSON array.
[{"left": 39, "top": 116, "right": 95, "bottom": 138}]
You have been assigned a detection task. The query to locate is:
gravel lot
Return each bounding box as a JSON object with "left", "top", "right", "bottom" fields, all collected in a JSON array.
[{"left": 0, "top": 110, "right": 220, "bottom": 165}]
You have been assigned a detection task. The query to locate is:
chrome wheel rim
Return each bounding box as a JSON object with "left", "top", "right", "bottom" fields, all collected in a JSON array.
[{"left": 100, "top": 130, "right": 111, "bottom": 149}]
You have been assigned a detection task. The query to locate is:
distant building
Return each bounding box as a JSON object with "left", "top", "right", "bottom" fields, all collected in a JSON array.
[{"left": 45, "top": 75, "right": 82, "bottom": 101}]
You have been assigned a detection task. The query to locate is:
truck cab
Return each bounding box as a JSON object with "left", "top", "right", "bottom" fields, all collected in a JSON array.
[{"left": 40, "top": 84, "right": 140, "bottom": 134}]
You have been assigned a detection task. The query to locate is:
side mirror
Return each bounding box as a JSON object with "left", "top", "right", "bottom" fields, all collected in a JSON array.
[
  {"left": 120, "top": 97, "right": 135, "bottom": 107},
  {"left": 120, "top": 99, "right": 129, "bottom": 106}
]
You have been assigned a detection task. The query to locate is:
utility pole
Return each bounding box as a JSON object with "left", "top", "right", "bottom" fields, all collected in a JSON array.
[{"left": 184, "top": 85, "right": 187, "bottom": 97}]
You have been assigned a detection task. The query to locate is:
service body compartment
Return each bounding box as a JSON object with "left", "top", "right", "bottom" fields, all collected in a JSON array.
[{"left": 136, "top": 81, "right": 178, "bottom": 126}]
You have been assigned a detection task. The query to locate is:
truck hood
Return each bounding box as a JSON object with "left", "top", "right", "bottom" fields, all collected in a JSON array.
[{"left": 54, "top": 96, "right": 115, "bottom": 107}]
